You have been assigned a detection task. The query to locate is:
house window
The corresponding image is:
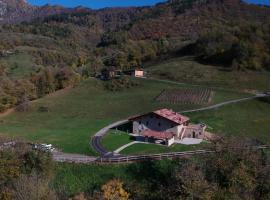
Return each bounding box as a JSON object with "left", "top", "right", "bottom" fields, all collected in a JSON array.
[{"left": 158, "top": 122, "right": 161, "bottom": 127}]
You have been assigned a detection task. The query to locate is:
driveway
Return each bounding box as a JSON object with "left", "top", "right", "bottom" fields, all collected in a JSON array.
[
  {"left": 52, "top": 151, "right": 97, "bottom": 164},
  {"left": 91, "top": 119, "right": 129, "bottom": 156}
]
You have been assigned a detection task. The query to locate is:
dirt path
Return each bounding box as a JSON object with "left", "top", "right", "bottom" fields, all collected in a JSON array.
[
  {"left": 52, "top": 151, "right": 97, "bottom": 164},
  {"left": 0, "top": 108, "right": 15, "bottom": 118}
]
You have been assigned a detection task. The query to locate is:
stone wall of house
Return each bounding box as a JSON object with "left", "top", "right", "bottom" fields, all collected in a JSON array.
[
  {"left": 183, "top": 125, "right": 206, "bottom": 139},
  {"left": 132, "top": 114, "right": 183, "bottom": 136}
]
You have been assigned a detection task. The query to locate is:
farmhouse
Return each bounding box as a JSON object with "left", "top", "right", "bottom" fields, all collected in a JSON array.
[
  {"left": 124, "top": 69, "right": 144, "bottom": 77},
  {"left": 129, "top": 109, "right": 206, "bottom": 146}
]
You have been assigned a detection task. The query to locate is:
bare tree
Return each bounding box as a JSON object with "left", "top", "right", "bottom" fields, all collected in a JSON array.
[
  {"left": 12, "top": 173, "right": 58, "bottom": 200},
  {"left": 15, "top": 95, "right": 31, "bottom": 112}
]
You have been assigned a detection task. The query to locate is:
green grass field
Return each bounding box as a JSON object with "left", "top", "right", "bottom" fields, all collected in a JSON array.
[
  {"left": 101, "top": 130, "right": 211, "bottom": 155},
  {"left": 0, "top": 78, "right": 249, "bottom": 155},
  {"left": 121, "top": 142, "right": 210, "bottom": 155},
  {"left": 101, "top": 130, "right": 132, "bottom": 152},
  {"left": 186, "top": 99, "right": 270, "bottom": 143},
  {"left": 148, "top": 56, "right": 270, "bottom": 92}
]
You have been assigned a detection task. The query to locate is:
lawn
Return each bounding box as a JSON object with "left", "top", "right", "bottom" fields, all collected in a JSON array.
[
  {"left": 102, "top": 130, "right": 212, "bottom": 155},
  {"left": 148, "top": 56, "right": 270, "bottom": 92},
  {"left": 0, "top": 78, "right": 253, "bottom": 155},
  {"left": 186, "top": 99, "right": 270, "bottom": 143},
  {"left": 121, "top": 142, "right": 210, "bottom": 155},
  {"left": 101, "top": 130, "right": 133, "bottom": 152}
]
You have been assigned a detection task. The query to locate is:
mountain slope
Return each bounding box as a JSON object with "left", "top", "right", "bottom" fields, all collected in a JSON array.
[{"left": 0, "top": 0, "right": 84, "bottom": 23}]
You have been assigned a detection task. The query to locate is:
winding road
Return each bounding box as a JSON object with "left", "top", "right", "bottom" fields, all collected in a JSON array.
[{"left": 91, "top": 119, "right": 129, "bottom": 156}]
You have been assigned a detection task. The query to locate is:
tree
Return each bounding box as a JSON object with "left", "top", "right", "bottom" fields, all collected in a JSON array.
[
  {"left": 12, "top": 174, "right": 57, "bottom": 200},
  {"left": 102, "top": 179, "right": 129, "bottom": 200},
  {"left": 15, "top": 95, "right": 31, "bottom": 112}
]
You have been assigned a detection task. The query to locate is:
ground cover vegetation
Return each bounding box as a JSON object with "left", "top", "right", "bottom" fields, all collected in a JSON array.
[
  {"left": 148, "top": 56, "right": 270, "bottom": 91},
  {"left": 186, "top": 99, "right": 270, "bottom": 144}
]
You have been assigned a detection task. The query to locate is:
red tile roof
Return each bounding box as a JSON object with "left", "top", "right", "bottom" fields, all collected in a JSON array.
[
  {"left": 154, "top": 109, "right": 189, "bottom": 125},
  {"left": 142, "top": 130, "right": 174, "bottom": 140},
  {"left": 129, "top": 108, "right": 189, "bottom": 125}
]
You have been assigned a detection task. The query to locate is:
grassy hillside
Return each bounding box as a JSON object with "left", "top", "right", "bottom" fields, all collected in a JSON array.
[
  {"left": 0, "top": 78, "right": 248, "bottom": 155},
  {"left": 148, "top": 56, "right": 270, "bottom": 91},
  {"left": 186, "top": 99, "right": 270, "bottom": 143}
]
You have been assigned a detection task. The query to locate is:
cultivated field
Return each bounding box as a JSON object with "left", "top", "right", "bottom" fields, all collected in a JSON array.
[{"left": 155, "top": 88, "right": 214, "bottom": 105}]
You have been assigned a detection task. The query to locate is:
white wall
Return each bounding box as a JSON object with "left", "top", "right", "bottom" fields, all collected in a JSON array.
[
  {"left": 132, "top": 114, "right": 184, "bottom": 136},
  {"left": 134, "top": 70, "right": 144, "bottom": 77},
  {"left": 167, "top": 138, "right": 175, "bottom": 146}
]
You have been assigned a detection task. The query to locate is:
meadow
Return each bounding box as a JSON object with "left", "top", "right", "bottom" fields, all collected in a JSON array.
[
  {"left": 0, "top": 77, "right": 249, "bottom": 155},
  {"left": 186, "top": 99, "right": 270, "bottom": 143},
  {"left": 148, "top": 56, "right": 270, "bottom": 92}
]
